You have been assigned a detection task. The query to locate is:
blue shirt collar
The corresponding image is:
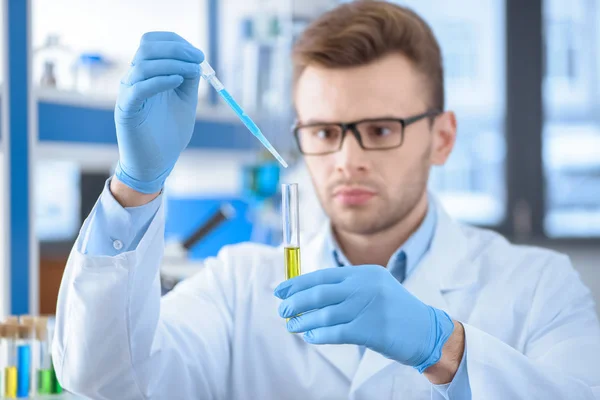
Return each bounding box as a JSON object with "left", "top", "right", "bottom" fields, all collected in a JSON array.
[{"left": 327, "top": 198, "right": 437, "bottom": 280}]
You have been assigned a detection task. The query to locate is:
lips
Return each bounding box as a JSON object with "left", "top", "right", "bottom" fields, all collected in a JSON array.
[{"left": 333, "top": 187, "right": 376, "bottom": 206}]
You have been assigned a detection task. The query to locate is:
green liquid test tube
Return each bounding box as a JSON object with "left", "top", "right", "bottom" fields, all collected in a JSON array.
[{"left": 38, "top": 369, "right": 53, "bottom": 394}]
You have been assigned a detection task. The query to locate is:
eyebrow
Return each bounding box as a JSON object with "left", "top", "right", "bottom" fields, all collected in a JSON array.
[
  {"left": 298, "top": 116, "right": 402, "bottom": 125},
  {"left": 299, "top": 118, "right": 332, "bottom": 125}
]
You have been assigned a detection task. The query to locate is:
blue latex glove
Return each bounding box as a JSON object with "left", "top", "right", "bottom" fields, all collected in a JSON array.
[
  {"left": 114, "top": 32, "right": 205, "bottom": 194},
  {"left": 274, "top": 265, "right": 455, "bottom": 373}
]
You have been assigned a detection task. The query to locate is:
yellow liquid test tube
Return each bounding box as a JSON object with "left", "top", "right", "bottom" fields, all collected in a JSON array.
[
  {"left": 282, "top": 183, "right": 301, "bottom": 280},
  {"left": 282, "top": 184, "right": 302, "bottom": 323},
  {"left": 5, "top": 366, "right": 17, "bottom": 398},
  {"left": 2, "top": 323, "right": 19, "bottom": 399}
]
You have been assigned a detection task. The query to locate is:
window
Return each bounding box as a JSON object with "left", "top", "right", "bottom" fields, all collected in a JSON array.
[
  {"left": 398, "top": 0, "right": 507, "bottom": 226},
  {"left": 543, "top": 0, "right": 600, "bottom": 237}
]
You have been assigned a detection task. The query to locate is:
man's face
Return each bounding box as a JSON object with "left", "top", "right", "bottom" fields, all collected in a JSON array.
[{"left": 294, "top": 54, "right": 456, "bottom": 236}]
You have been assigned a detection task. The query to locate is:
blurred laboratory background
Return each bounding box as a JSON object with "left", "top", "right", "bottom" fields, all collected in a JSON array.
[{"left": 0, "top": 0, "right": 599, "bottom": 319}]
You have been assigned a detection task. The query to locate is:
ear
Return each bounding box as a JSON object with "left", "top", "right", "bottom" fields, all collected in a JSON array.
[{"left": 430, "top": 111, "right": 457, "bottom": 166}]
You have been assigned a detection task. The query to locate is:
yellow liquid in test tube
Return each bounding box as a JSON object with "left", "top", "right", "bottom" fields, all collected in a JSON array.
[
  {"left": 5, "top": 366, "right": 17, "bottom": 398},
  {"left": 284, "top": 247, "right": 301, "bottom": 322},
  {"left": 284, "top": 247, "right": 301, "bottom": 280}
]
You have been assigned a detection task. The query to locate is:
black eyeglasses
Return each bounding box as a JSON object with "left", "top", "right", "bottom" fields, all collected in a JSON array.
[{"left": 293, "top": 110, "right": 441, "bottom": 156}]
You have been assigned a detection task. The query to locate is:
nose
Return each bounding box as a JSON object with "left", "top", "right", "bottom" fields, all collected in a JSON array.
[{"left": 333, "top": 129, "right": 369, "bottom": 176}]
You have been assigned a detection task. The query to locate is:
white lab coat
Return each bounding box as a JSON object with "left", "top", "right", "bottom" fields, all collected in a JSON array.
[{"left": 53, "top": 199, "right": 600, "bottom": 400}]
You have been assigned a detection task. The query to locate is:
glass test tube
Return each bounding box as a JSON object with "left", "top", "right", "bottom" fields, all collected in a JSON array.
[
  {"left": 282, "top": 184, "right": 301, "bottom": 280},
  {"left": 20, "top": 316, "right": 39, "bottom": 397},
  {"left": 35, "top": 317, "right": 53, "bottom": 395},
  {"left": 4, "top": 324, "right": 18, "bottom": 398},
  {"left": 47, "top": 317, "right": 62, "bottom": 394},
  {"left": 16, "top": 324, "right": 33, "bottom": 398}
]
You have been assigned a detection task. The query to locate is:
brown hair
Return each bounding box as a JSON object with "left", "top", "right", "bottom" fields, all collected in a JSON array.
[{"left": 292, "top": 0, "right": 444, "bottom": 111}]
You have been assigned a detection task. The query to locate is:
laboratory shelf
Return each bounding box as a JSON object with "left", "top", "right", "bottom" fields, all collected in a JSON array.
[{"left": 36, "top": 88, "right": 262, "bottom": 149}]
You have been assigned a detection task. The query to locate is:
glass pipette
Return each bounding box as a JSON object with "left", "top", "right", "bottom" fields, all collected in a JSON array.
[{"left": 199, "top": 60, "right": 288, "bottom": 168}]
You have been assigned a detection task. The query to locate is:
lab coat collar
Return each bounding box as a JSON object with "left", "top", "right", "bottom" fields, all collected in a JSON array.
[{"left": 298, "top": 196, "right": 477, "bottom": 388}]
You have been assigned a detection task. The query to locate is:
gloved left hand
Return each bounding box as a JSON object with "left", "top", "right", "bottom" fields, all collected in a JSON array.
[
  {"left": 274, "top": 265, "right": 455, "bottom": 373},
  {"left": 114, "top": 32, "right": 204, "bottom": 194}
]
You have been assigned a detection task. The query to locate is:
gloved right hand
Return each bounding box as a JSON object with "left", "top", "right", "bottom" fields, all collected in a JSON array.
[
  {"left": 275, "top": 265, "right": 456, "bottom": 373},
  {"left": 114, "top": 32, "right": 205, "bottom": 194}
]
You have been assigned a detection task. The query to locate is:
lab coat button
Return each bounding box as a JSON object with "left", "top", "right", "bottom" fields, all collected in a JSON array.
[{"left": 113, "top": 240, "right": 124, "bottom": 251}]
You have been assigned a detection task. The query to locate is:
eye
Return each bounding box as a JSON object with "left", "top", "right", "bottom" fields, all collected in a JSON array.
[
  {"left": 315, "top": 127, "right": 339, "bottom": 140},
  {"left": 361, "top": 121, "right": 401, "bottom": 138},
  {"left": 372, "top": 126, "right": 392, "bottom": 136}
]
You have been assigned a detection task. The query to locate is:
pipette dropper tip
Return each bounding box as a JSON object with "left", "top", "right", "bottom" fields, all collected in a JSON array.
[{"left": 272, "top": 151, "right": 288, "bottom": 168}]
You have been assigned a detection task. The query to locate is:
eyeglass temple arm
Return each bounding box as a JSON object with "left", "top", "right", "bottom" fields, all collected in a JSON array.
[{"left": 403, "top": 110, "right": 443, "bottom": 126}]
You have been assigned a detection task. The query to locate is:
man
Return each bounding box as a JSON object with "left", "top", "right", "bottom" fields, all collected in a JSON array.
[{"left": 54, "top": 2, "right": 600, "bottom": 399}]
